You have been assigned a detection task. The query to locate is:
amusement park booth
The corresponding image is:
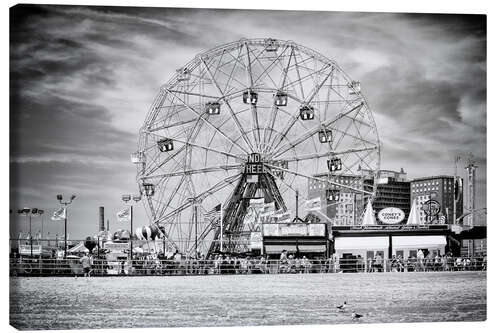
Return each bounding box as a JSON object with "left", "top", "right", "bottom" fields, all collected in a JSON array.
[
  {"left": 331, "top": 225, "right": 450, "bottom": 262},
  {"left": 262, "top": 222, "right": 328, "bottom": 258}
]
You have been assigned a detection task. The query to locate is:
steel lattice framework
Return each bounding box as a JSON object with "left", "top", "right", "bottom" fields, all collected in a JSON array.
[{"left": 135, "top": 38, "right": 380, "bottom": 256}]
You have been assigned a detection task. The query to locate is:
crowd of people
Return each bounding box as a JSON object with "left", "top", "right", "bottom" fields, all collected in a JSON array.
[
  {"left": 10, "top": 248, "right": 487, "bottom": 276},
  {"left": 126, "top": 251, "right": 316, "bottom": 275}
]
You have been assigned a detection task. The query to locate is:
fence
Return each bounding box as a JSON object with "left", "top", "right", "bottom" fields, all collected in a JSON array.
[{"left": 9, "top": 256, "right": 487, "bottom": 277}]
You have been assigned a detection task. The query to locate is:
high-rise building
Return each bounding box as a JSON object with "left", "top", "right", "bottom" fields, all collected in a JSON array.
[
  {"left": 307, "top": 168, "right": 411, "bottom": 225},
  {"left": 307, "top": 173, "right": 365, "bottom": 226},
  {"left": 410, "top": 175, "right": 463, "bottom": 225},
  {"left": 365, "top": 172, "right": 411, "bottom": 224}
]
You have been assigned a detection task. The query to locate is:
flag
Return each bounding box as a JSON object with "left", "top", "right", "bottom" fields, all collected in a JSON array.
[
  {"left": 305, "top": 197, "right": 321, "bottom": 211},
  {"left": 51, "top": 207, "right": 66, "bottom": 221},
  {"left": 204, "top": 204, "right": 221, "bottom": 227},
  {"left": 117, "top": 207, "right": 131, "bottom": 222}
]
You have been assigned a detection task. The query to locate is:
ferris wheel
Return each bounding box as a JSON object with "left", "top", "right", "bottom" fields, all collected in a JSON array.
[{"left": 134, "top": 38, "right": 380, "bottom": 256}]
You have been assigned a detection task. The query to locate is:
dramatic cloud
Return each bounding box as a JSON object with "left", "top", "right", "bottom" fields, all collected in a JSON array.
[{"left": 9, "top": 5, "right": 486, "bottom": 238}]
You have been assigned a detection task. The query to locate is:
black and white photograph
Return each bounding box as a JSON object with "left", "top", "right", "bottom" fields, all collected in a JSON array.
[{"left": 7, "top": 1, "right": 491, "bottom": 331}]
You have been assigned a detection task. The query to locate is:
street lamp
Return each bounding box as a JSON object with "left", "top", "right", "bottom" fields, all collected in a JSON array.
[
  {"left": 57, "top": 194, "right": 76, "bottom": 258},
  {"left": 37, "top": 209, "right": 44, "bottom": 241},
  {"left": 122, "top": 193, "right": 142, "bottom": 260}
]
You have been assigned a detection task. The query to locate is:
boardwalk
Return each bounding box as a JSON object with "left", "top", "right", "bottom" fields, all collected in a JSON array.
[{"left": 10, "top": 271, "right": 486, "bottom": 330}]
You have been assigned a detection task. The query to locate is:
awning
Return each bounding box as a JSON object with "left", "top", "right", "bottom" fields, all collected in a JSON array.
[
  {"left": 265, "top": 245, "right": 297, "bottom": 254},
  {"left": 68, "top": 242, "right": 89, "bottom": 253},
  {"left": 335, "top": 236, "right": 388, "bottom": 250},
  {"left": 298, "top": 244, "right": 326, "bottom": 253},
  {"left": 392, "top": 235, "right": 447, "bottom": 249}
]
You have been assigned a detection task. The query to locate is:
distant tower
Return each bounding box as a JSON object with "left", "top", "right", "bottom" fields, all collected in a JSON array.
[
  {"left": 99, "top": 206, "right": 105, "bottom": 232},
  {"left": 465, "top": 155, "right": 477, "bottom": 227}
]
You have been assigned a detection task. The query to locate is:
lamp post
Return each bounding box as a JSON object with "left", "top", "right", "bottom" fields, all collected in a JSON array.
[
  {"left": 122, "top": 193, "right": 142, "bottom": 261},
  {"left": 57, "top": 194, "right": 76, "bottom": 258},
  {"left": 38, "top": 209, "right": 45, "bottom": 242}
]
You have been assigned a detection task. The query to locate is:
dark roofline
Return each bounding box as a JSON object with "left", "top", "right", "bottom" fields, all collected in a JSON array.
[{"left": 410, "top": 175, "right": 456, "bottom": 182}]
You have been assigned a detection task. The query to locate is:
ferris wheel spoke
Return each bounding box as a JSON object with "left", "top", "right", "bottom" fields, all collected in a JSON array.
[
  {"left": 139, "top": 164, "right": 241, "bottom": 180},
  {"left": 142, "top": 146, "right": 185, "bottom": 179},
  {"left": 165, "top": 89, "right": 221, "bottom": 100},
  {"left": 155, "top": 174, "right": 241, "bottom": 224},
  {"left": 271, "top": 102, "right": 364, "bottom": 159},
  {"left": 264, "top": 163, "right": 372, "bottom": 195},
  {"left": 243, "top": 43, "right": 262, "bottom": 147},
  {"left": 223, "top": 44, "right": 244, "bottom": 94},
  {"left": 145, "top": 131, "right": 245, "bottom": 162},
  {"left": 252, "top": 45, "right": 290, "bottom": 85},
  {"left": 248, "top": 48, "right": 280, "bottom": 89},
  {"left": 331, "top": 104, "right": 367, "bottom": 152},
  {"left": 155, "top": 176, "right": 184, "bottom": 219},
  {"left": 267, "top": 66, "right": 334, "bottom": 153},
  {"left": 200, "top": 58, "right": 255, "bottom": 152},
  {"left": 268, "top": 65, "right": 334, "bottom": 147},
  {"left": 283, "top": 60, "right": 328, "bottom": 94},
  {"left": 278, "top": 146, "right": 378, "bottom": 163},
  {"left": 147, "top": 117, "right": 200, "bottom": 132},
  {"left": 169, "top": 91, "right": 250, "bottom": 154},
  {"left": 262, "top": 47, "right": 294, "bottom": 150}
]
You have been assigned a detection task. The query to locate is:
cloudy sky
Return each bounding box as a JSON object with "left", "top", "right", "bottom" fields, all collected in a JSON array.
[{"left": 9, "top": 4, "right": 486, "bottom": 239}]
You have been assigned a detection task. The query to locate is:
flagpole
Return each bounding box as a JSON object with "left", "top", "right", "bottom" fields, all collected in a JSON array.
[
  {"left": 220, "top": 203, "right": 223, "bottom": 252},
  {"left": 130, "top": 205, "right": 133, "bottom": 262}
]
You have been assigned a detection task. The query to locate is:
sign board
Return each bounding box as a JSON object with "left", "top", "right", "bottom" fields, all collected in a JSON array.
[
  {"left": 346, "top": 225, "right": 447, "bottom": 231},
  {"left": 262, "top": 223, "right": 326, "bottom": 237},
  {"left": 280, "top": 224, "right": 308, "bottom": 236},
  {"left": 263, "top": 224, "right": 280, "bottom": 236},
  {"left": 20, "top": 244, "right": 42, "bottom": 255},
  {"left": 103, "top": 242, "right": 129, "bottom": 252},
  {"left": 308, "top": 224, "right": 325, "bottom": 236},
  {"left": 378, "top": 207, "right": 405, "bottom": 224},
  {"left": 422, "top": 200, "right": 441, "bottom": 216},
  {"left": 250, "top": 232, "right": 263, "bottom": 250}
]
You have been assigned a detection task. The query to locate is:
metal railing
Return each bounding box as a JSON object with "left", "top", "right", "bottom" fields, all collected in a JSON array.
[{"left": 9, "top": 256, "right": 487, "bottom": 277}]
